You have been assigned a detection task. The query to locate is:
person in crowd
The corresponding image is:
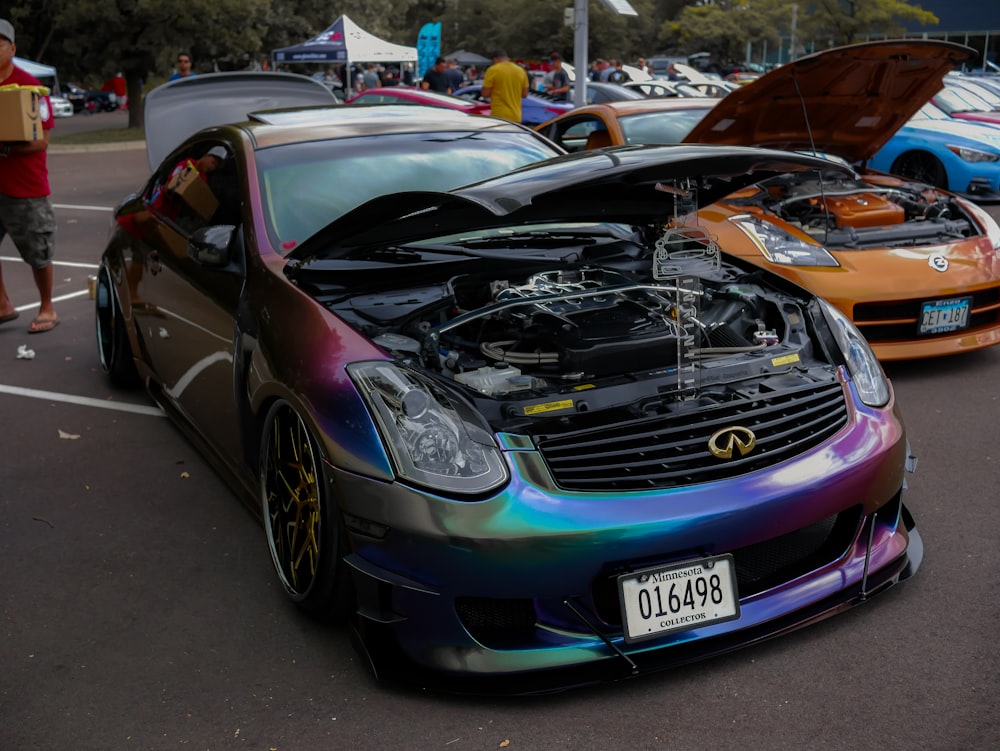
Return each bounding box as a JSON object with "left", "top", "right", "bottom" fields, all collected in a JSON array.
[
  {"left": 362, "top": 62, "right": 381, "bottom": 91},
  {"left": 421, "top": 57, "right": 453, "bottom": 93},
  {"left": 445, "top": 58, "right": 464, "bottom": 91},
  {"left": 607, "top": 59, "right": 631, "bottom": 84},
  {"left": 589, "top": 58, "right": 609, "bottom": 81},
  {"left": 636, "top": 57, "right": 651, "bottom": 75},
  {"left": 381, "top": 66, "right": 400, "bottom": 86},
  {"left": 168, "top": 52, "right": 196, "bottom": 81},
  {"left": 482, "top": 49, "right": 528, "bottom": 123},
  {"left": 545, "top": 52, "right": 570, "bottom": 101},
  {"left": 321, "top": 67, "right": 339, "bottom": 87},
  {"left": 0, "top": 18, "right": 59, "bottom": 333}
]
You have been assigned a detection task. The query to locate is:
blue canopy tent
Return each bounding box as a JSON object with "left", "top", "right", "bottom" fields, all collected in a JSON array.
[{"left": 271, "top": 15, "right": 417, "bottom": 96}]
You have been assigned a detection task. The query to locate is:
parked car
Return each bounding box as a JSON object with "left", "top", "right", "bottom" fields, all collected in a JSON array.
[
  {"left": 96, "top": 71, "right": 922, "bottom": 693},
  {"left": 623, "top": 79, "right": 736, "bottom": 99},
  {"left": 535, "top": 98, "right": 719, "bottom": 151},
  {"left": 346, "top": 86, "right": 490, "bottom": 115},
  {"left": 63, "top": 82, "right": 117, "bottom": 113},
  {"left": 453, "top": 83, "right": 573, "bottom": 125},
  {"left": 930, "top": 83, "right": 1000, "bottom": 125},
  {"left": 570, "top": 80, "right": 647, "bottom": 104},
  {"left": 868, "top": 101, "right": 1000, "bottom": 198},
  {"left": 538, "top": 40, "right": 1000, "bottom": 361},
  {"left": 50, "top": 95, "right": 74, "bottom": 118}
]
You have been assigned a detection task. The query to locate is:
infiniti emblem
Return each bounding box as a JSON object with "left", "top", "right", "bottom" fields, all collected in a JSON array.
[
  {"left": 929, "top": 254, "right": 949, "bottom": 272},
  {"left": 708, "top": 426, "right": 757, "bottom": 459}
]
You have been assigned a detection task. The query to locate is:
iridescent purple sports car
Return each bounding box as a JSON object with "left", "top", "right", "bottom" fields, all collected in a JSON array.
[{"left": 96, "top": 73, "right": 921, "bottom": 694}]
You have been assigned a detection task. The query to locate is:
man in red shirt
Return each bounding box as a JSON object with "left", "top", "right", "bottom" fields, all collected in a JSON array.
[{"left": 0, "top": 18, "right": 59, "bottom": 333}]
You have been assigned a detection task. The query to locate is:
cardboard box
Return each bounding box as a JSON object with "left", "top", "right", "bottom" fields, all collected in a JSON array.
[
  {"left": 0, "top": 88, "right": 44, "bottom": 142},
  {"left": 166, "top": 162, "right": 219, "bottom": 221}
]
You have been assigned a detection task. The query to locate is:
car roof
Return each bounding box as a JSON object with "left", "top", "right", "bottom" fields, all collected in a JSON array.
[
  {"left": 244, "top": 105, "right": 538, "bottom": 150},
  {"left": 576, "top": 98, "right": 720, "bottom": 116},
  {"left": 144, "top": 72, "right": 534, "bottom": 167}
]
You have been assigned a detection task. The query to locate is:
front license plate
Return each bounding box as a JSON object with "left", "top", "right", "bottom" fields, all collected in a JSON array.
[
  {"left": 919, "top": 296, "right": 972, "bottom": 335},
  {"left": 618, "top": 555, "right": 740, "bottom": 643}
]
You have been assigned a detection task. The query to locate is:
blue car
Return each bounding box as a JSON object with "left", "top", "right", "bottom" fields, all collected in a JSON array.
[
  {"left": 454, "top": 84, "right": 574, "bottom": 125},
  {"left": 868, "top": 102, "right": 1000, "bottom": 201}
]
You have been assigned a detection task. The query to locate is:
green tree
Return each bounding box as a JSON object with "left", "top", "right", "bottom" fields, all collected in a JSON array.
[
  {"left": 51, "top": 0, "right": 269, "bottom": 128},
  {"left": 801, "top": 0, "right": 938, "bottom": 47}
]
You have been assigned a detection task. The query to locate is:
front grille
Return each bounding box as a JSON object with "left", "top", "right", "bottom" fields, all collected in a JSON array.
[
  {"left": 535, "top": 381, "right": 848, "bottom": 492},
  {"left": 591, "top": 506, "right": 864, "bottom": 626},
  {"left": 853, "top": 288, "right": 1000, "bottom": 343},
  {"left": 456, "top": 597, "right": 537, "bottom": 646}
]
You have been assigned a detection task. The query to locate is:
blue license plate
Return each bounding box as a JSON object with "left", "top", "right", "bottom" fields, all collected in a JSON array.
[{"left": 919, "top": 297, "right": 972, "bottom": 335}]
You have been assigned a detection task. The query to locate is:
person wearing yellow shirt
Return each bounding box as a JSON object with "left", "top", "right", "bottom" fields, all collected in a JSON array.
[{"left": 481, "top": 50, "right": 528, "bottom": 123}]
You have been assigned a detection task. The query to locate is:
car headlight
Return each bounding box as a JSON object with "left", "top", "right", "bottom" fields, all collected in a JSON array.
[
  {"left": 817, "top": 299, "right": 890, "bottom": 407},
  {"left": 347, "top": 362, "right": 509, "bottom": 495},
  {"left": 730, "top": 214, "right": 839, "bottom": 266},
  {"left": 946, "top": 144, "right": 1000, "bottom": 163}
]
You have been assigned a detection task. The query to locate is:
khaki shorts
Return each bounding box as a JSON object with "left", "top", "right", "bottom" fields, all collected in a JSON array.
[{"left": 0, "top": 195, "right": 57, "bottom": 270}]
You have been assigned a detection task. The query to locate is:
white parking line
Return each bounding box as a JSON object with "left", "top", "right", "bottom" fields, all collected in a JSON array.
[
  {"left": 0, "top": 384, "right": 165, "bottom": 417},
  {"left": 0, "top": 257, "right": 102, "bottom": 312},
  {"left": 52, "top": 203, "right": 114, "bottom": 212}
]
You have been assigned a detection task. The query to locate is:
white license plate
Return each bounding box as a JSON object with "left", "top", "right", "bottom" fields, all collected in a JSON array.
[
  {"left": 919, "top": 296, "right": 972, "bottom": 335},
  {"left": 618, "top": 555, "right": 740, "bottom": 643}
]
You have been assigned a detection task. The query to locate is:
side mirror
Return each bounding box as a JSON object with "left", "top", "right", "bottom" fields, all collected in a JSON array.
[{"left": 189, "top": 225, "right": 236, "bottom": 268}]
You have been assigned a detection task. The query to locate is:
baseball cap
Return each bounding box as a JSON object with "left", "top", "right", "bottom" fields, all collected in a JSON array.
[
  {"left": 0, "top": 19, "right": 15, "bottom": 44},
  {"left": 206, "top": 145, "right": 228, "bottom": 160}
]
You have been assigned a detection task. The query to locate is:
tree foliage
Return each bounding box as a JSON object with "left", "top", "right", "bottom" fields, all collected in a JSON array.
[{"left": 0, "top": 0, "right": 942, "bottom": 128}]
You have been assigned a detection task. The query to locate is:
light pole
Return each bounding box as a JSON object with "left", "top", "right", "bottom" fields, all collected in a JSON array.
[{"left": 572, "top": 0, "right": 637, "bottom": 108}]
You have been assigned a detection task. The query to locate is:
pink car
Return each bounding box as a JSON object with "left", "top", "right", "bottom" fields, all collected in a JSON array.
[{"left": 346, "top": 86, "right": 491, "bottom": 116}]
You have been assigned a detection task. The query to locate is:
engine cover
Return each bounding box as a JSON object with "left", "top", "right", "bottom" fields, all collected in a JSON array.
[{"left": 822, "top": 192, "right": 905, "bottom": 228}]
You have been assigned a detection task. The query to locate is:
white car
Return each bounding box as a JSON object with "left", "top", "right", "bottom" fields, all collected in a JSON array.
[{"left": 51, "top": 95, "right": 74, "bottom": 118}]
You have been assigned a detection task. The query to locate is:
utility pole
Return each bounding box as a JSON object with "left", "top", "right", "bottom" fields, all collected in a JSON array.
[{"left": 572, "top": 0, "right": 637, "bottom": 108}]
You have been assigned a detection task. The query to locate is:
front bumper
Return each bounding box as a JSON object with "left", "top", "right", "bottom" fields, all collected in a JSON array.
[{"left": 331, "top": 397, "right": 919, "bottom": 693}]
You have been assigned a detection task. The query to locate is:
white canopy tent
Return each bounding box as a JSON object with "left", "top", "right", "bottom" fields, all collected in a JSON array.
[
  {"left": 13, "top": 56, "right": 60, "bottom": 93},
  {"left": 271, "top": 15, "right": 417, "bottom": 95}
]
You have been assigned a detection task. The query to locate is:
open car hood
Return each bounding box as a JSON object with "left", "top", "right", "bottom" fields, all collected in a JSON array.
[
  {"left": 143, "top": 71, "right": 339, "bottom": 170},
  {"left": 683, "top": 40, "right": 976, "bottom": 162},
  {"left": 287, "top": 144, "right": 853, "bottom": 262}
]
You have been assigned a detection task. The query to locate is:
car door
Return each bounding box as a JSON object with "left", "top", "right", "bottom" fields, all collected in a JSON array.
[{"left": 132, "top": 139, "right": 246, "bottom": 467}]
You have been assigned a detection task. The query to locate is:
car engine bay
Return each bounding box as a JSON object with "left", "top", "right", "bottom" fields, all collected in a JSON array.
[
  {"left": 738, "top": 172, "right": 977, "bottom": 249},
  {"left": 309, "top": 225, "right": 842, "bottom": 436}
]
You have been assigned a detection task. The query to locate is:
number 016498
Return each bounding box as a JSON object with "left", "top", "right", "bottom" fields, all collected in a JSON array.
[{"left": 618, "top": 555, "right": 740, "bottom": 642}]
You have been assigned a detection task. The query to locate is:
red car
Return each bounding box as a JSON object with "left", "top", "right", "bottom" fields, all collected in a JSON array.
[{"left": 346, "top": 86, "right": 491, "bottom": 116}]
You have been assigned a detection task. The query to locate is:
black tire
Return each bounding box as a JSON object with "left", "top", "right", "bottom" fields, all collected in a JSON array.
[
  {"left": 95, "top": 266, "right": 139, "bottom": 388},
  {"left": 259, "top": 400, "right": 354, "bottom": 621},
  {"left": 890, "top": 151, "right": 948, "bottom": 189}
]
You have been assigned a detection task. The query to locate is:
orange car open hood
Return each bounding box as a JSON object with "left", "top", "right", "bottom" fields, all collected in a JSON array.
[{"left": 683, "top": 40, "right": 975, "bottom": 162}]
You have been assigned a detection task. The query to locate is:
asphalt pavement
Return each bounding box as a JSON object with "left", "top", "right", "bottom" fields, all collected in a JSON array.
[{"left": 0, "top": 113, "right": 997, "bottom": 751}]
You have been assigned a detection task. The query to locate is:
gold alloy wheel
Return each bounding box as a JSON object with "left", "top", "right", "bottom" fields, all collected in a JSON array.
[{"left": 262, "top": 402, "right": 323, "bottom": 599}]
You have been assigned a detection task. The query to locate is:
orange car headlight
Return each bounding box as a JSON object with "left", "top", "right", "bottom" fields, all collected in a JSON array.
[{"left": 730, "top": 214, "right": 839, "bottom": 267}]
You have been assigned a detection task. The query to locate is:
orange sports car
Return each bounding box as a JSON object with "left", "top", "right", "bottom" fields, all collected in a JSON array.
[{"left": 536, "top": 40, "right": 1000, "bottom": 360}]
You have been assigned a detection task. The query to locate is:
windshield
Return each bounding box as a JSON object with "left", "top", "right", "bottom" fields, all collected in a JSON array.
[
  {"left": 935, "top": 86, "right": 993, "bottom": 114},
  {"left": 256, "top": 131, "right": 559, "bottom": 253},
  {"left": 620, "top": 108, "right": 713, "bottom": 145},
  {"left": 913, "top": 102, "right": 950, "bottom": 121}
]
